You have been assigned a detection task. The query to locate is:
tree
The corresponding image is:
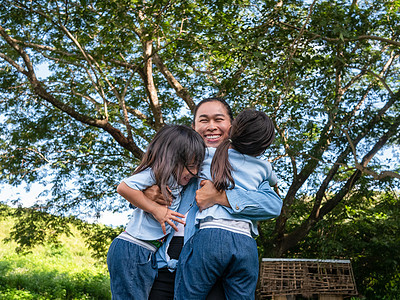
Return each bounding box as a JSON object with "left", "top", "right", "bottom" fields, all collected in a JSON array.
[
  {"left": 1, "top": 0, "right": 399, "bottom": 261},
  {"left": 286, "top": 189, "right": 400, "bottom": 298}
]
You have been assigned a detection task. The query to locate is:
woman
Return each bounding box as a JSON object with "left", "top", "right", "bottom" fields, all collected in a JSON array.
[
  {"left": 175, "top": 109, "right": 277, "bottom": 299},
  {"left": 146, "top": 98, "right": 283, "bottom": 299}
]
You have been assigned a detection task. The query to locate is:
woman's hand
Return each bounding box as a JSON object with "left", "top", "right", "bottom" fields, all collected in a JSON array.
[
  {"left": 195, "top": 180, "right": 230, "bottom": 211},
  {"left": 272, "top": 183, "right": 280, "bottom": 196},
  {"left": 143, "top": 185, "right": 173, "bottom": 206}
]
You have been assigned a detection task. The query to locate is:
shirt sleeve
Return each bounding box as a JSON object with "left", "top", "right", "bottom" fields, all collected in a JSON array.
[
  {"left": 269, "top": 170, "right": 278, "bottom": 186},
  {"left": 122, "top": 168, "right": 156, "bottom": 191},
  {"left": 225, "top": 180, "right": 282, "bottom": 221}
]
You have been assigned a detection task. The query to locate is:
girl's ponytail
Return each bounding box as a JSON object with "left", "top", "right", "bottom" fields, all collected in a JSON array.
[
  {"left": 211, "top": 138, "right": 234, "bottom": 191},
  {"left": 210, "top": 109, "right": 275, "bottom": 192}
]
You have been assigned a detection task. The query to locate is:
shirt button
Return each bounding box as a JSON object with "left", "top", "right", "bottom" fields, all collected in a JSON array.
[{"left": 236, "top": 205, "right": 239, "bottom": 210}]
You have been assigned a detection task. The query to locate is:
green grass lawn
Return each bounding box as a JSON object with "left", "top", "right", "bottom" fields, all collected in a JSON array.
[{"left": 0, "top": 216, "right": 111, "bottom": 299}]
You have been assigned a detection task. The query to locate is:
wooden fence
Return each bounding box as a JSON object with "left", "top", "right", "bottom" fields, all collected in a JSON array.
[{"left": 258, "top": 258, "right": 358, "bottom": 299}]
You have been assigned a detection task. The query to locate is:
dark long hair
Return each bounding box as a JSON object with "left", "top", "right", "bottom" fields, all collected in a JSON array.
[
  {"left": 134, "top": 125, "right": 206, "bottom": 200},
  {"left": 211, "top": 109, "right": 275, "bottom": 191}
]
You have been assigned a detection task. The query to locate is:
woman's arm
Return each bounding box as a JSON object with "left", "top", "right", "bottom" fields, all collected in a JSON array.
[
  {"left": 195, "top": 179, "right": 282, "bottom": 221},
  {"left": 142, "top": 185, "right": 173, "bottom": 206}
]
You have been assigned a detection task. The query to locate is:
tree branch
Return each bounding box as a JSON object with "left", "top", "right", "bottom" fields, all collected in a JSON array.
[
  {"left": 277, "top": 21, "right": 400, "bottom": 47},
  {"left": 153, "top": 53, "right": 195, "bottom": 112},
  {"left": 276, "top": 89, "right": 400, "bottom": 255},
  {"left": 119, "top": 70, "right": 135, "bottom": 143},
  {"left": 0, "top": 25, "right": 143, "bottom": 158},
  {"left": 284, "top": 0, "right": 318, "bottom": 93},
  {"left": 142, "top": 40, "right": 164, "bottom": 129},
  {"left": 274, "top": 71, "right": 399, "bottom": 244}
]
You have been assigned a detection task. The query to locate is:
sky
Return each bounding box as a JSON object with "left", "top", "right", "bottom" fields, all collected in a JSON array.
[
  {"left": 1, "top": 62, "right": 131, "bottom": 227},
  {"left": 1, "top": 182, "right": 130, "bottom": 227}
]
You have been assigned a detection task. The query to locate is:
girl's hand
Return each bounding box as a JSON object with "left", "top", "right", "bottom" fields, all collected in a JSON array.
[{"left": 153, "top": 206, "right": 185, "bottom": 235}]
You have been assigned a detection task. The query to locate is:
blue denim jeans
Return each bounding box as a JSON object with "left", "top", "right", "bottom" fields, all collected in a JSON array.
[
  {"left": 107, "top": 238, "right": 157, "bottom": 300},
  {"left": 174, "top": 228, "right": 259, "bottom": 300}
]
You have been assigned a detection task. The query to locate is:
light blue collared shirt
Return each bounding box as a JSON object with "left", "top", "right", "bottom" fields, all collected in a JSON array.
[
  {"left": 122, "top": 168, "right": 183, "bottom": 241},
  {"left": 196, "top": 147, "right": 278, "bottom": 237},
  {"left": 155, "top": 148, "right": 282, "bottom": 270}
]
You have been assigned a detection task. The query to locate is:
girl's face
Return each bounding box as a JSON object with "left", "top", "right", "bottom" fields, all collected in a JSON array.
[
  {"left": 193, "top": 101, "right": 232, "bottom": 148},
  {"left": 178, "top": 164, "right": 199, "bottom": 186}
]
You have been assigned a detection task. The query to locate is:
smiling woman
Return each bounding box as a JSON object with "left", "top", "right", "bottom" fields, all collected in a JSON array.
[
  {"left": 192, "top": 98, "right": 233, "bottom": 148},
  {"left": 146, "top": 98, "right": 283, "bottom": 300}
]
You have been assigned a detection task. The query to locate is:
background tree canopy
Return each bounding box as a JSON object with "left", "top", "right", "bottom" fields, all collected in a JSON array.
[{"left": 1, "top": 0, "right": 399, "bottom": 284}]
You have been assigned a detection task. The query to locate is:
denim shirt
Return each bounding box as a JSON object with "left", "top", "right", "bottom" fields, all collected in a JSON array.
[
  {"left": 122, "top": 168, "right": 183, "bottom": 241},
  {"left": 154, "top": 178, "right": 198, "bottom": 270},
  {"left": 155, "top": 148, "right": 282, "bottom": 270},
  {"left": 196, "top": 147, "right": 278, "bottom": 237}
]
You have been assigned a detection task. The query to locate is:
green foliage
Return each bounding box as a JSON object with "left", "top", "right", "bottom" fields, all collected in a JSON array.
[
  {"left": 4, "top": 207, "right": 73, "bottom": 253},
  {"left": 0, "top": 2, "right": 399, "bottom": 296},
  {"left": 76, "top": 221, "right": 123, "bottom": 261},
  {"left": 0, "top": 208, "right": 111, "bottom": 299},
  {"left": 280, "top": 189, "right": 400, "bottom": 299},
  {"left": 0, "top": 204, "right": 122, "bottom": 262}
]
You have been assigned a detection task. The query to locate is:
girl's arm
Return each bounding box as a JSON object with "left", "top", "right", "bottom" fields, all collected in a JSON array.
[{"left": 117, "top": 182, "right": 185, "bottom": 234}]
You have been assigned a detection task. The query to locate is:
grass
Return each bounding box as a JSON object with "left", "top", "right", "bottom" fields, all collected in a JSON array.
[{"left": 0, "top": 215, "right": 111, "bottom": 299}]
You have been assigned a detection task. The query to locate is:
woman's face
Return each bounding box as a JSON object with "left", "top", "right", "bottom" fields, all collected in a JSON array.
[{"left": 193, "top": 101, "right": 232, "bottom": 148}]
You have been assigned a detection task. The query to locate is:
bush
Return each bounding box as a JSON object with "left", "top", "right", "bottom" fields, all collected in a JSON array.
[{"left": 0, "top": 211, "right": 111, "bottom": 299}]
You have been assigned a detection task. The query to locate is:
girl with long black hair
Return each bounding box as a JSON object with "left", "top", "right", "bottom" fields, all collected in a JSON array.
[{"left": 107, "top": 124, "right": 205, "bottom": 300}]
